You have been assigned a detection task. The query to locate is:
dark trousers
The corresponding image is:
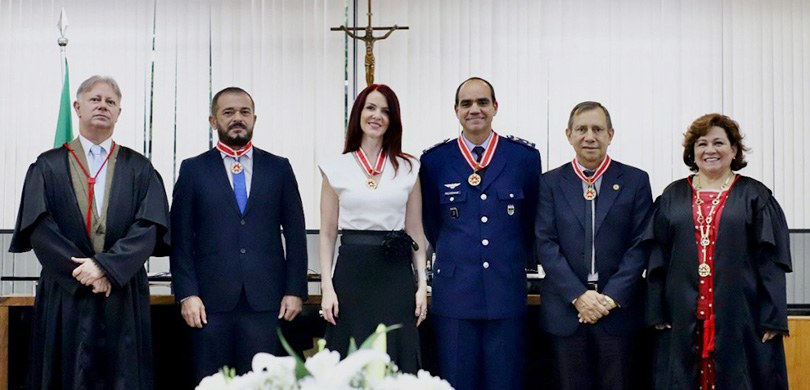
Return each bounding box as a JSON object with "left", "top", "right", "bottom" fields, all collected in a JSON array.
[
  {"left": 435, "top": 315, "right": 525, "bottom": 390},
  {"left": 191, "top": 290, "right": 279, "bottom": 383},
  {"left": 548, "top": 325, "right": 636, "bottom": 390}
]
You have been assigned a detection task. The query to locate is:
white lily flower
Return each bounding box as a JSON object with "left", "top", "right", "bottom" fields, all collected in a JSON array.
[
  {"left": 303, "top": 349, "right": 342, "bottom": 378},
  {"left": 195, "top": 372, "right": 229, "bottom": 390}
]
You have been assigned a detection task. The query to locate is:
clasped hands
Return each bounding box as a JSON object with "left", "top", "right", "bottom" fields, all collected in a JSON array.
[
  {"left": 71, "top": 257, "right": 111, "bottom": 297},
  {"left": 574, "top": 290, "right": 617, "bottom": 324}
]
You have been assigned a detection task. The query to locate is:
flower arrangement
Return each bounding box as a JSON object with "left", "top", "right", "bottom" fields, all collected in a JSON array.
[{"left": 196, "top": 324, "right": 453, "bottom": 390}]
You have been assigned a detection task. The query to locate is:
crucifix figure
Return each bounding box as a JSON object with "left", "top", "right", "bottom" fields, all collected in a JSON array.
[{"left": 332, "top": 0, "right": 408, "bottom": 86}]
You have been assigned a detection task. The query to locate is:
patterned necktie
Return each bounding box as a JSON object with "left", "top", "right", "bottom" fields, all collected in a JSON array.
[
  {"left": 232, "top": 157, "right": 248, "bottom": 214},
  {"left": 472, "top": 146, "right": 485, "bottom": 163}
]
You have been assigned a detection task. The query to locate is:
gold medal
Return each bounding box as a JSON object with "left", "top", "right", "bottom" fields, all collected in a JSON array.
[
  {"left": 217, "top": 141, "right": 252, "bottom": 175},
  {"left": 231, "top": 161, "right": 244, "bottom": 174},
  {"left": 572, "top": 156, "right": 612, "bottom": 201},
  {"left": 354, "top": 149, "right": 386, "bottom": 191},
  {"left": 468, "top": 172, "right": 482, "bottom": 186},
  {"left": 584, "top": 186, "right": 597, "bottom": 200},
  {"left": 457, "top": 133, "right": 499, "bottom": 187},
  {"left": 698, "top": 263, "right": 711, "bottom": 277}
]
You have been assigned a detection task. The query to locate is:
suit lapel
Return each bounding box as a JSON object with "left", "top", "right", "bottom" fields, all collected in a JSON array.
[
  {"left": 594, "top": 163, "right": 623, "bottom": 235},
  {"left": 561, "top": 166, "right": 587, "bottom": 229},
  {"left": 242, "top": 150, "right": 263, "bottom": 216},
  {"left": 205, "top": 149, "right": 243, "bottom": 216}
]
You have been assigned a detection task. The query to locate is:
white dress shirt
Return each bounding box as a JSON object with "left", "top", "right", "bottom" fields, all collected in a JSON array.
[{"left": 218, "top": 147, "right": 254, "bottom": 196}]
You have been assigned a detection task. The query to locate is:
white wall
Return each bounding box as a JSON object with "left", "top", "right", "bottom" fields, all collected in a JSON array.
[
  {"left": 365, "top": 0, "right": 809, "bottom": 229},
  {"left": 0, "top": 0, "right": 808, "bottom": 230}
]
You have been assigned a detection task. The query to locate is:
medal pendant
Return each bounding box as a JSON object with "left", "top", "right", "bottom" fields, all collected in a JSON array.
[
  {"left": 698, "top": 263, "right": 711, "bottom": 277},
  {"left": 700, "top": 237, "right": 710, "bottom": 247},
  {"left": 366, "top": 178, "right": 378, "bottom": 190},
  {"left": 231, "top": 162, "right": 244, "bottom": 174},
  {"left": 584, "top": 186, "right": 597, "bottom": 200},
  {"left": 468, "top": 173, "right": 482, "bottom": 186}
]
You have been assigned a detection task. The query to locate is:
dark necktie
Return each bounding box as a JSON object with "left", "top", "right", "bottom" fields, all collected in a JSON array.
[
  {"left": 472, "top": 146, "right": 486, "bottom": 181},
  {"left": 583, "top": 169, "right": 597, "bottom": 282},
  {"left": 472, "top": 146, "right": 485, "bottom": 162}
]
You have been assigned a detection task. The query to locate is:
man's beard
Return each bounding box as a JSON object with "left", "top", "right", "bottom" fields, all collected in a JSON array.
[{"left": 217, "top": 124, "right": 252, "bottom": 148}]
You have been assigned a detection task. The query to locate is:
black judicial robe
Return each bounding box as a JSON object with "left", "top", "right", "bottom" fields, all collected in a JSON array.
[
  {"left": 644, "top": 176, "right": 791, "bottom": 390},
  {"left": 9, "top": 145, "right": 170, "bottom": 390}
]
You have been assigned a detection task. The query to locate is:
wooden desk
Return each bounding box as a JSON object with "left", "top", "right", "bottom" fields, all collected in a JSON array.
[
  {"left": 785, "top": 316, "right": 810, "bottom": 389},
  {"left": 0, "top": 295, "right": 175, "bottom": 390}
]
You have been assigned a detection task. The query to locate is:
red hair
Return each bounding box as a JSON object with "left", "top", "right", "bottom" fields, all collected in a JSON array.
[{"left": 343, "top": 84, "right": 413, "bottom": 174}]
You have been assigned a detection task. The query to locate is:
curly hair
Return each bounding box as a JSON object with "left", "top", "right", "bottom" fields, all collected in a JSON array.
[{"left": 682, "top": 113, "right": 749, "bottom": 172}]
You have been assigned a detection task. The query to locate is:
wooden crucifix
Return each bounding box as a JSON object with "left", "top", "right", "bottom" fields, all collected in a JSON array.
[{"left": 331, "top": 0, "right": 408, "bottom": 86}]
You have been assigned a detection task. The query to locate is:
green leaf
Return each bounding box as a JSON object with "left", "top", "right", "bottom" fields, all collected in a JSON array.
[
  {"left": 347, "top": 337, "right": 358, "bottom": 355},
  {"left": 276, "top": 328, "right": 311, "bottom": 380},
  {"left": 358, "top": 323, "right": 403, "bottom": 350}
]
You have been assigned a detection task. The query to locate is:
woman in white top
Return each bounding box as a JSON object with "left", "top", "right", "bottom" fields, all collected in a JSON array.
[{"left": 318, "top": 84, "right": 427, "bottom": 373}]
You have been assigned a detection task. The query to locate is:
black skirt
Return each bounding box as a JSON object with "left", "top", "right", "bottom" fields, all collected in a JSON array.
[{"left": 325, "top": 230, "right": 421, "bottom": 374}]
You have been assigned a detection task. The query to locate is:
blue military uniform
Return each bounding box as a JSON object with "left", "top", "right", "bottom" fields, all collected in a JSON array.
[{"left": 420, "top": 133, "right": 541, "bottom": 390}]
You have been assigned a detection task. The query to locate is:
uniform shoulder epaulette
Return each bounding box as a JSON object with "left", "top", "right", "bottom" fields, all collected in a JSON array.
[
  {"left": 421, "top": 138, "right": 453, "bottom": 155},
  {"left": 503, "top": 134, "right": 537, "bottom": 149}
]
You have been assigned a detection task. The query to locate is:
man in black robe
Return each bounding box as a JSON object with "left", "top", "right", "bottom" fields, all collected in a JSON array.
[{"left": 9, "top": 75, "right": 170, "bottom": 390}]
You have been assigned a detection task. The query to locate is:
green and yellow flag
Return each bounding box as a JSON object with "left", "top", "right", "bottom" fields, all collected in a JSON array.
[{"left": 53, "top": 59, "right": 73, "bottom": 147}]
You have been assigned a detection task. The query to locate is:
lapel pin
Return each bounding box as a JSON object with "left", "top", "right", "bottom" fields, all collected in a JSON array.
[
  {"left": 613, "top": 184, "right": 620, "bottom": 191},
  {"left": 507, "top": 204, "right": 515, "bottom": 215}
]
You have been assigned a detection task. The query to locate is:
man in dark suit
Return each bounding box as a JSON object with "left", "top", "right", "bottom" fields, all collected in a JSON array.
[
  {"left": 535, "top": 101, "right": 652, "bottom": 389},
  {"left": 420, "top": 77, "right": 541, "bottom": 390},
  {"left": 170, "top": 87, "right": 308, "bottom": 382}
]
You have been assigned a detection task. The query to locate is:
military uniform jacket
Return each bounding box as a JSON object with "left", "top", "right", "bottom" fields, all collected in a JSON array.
[{"left": 420, "top": 135, "right": 541, "bottom": 319}]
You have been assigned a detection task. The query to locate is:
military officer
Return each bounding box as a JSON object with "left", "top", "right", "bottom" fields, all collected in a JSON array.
[{"left": 420, "top": 77, "right": 541, "bottom": 390}]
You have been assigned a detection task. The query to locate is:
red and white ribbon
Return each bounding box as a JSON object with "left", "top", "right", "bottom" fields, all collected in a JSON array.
[
  {"left": 216, "top": 141, "right": 253, "bottom": 158},
  {"left": 457, "top": 131, "right": 499, "bottom": 172},
  {"left": 354, "top": 147, "right": 386, "bottom": 177},
  {"left": 571, "top": 155, "right": 612, "bottom": 186}
]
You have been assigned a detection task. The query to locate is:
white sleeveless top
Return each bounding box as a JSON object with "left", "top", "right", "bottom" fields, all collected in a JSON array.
[{"left": 319, "top": 153, "right": 419, "bottom": 231}]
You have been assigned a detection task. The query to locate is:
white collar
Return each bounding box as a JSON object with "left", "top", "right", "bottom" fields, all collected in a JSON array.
[
  {"left": 78, "top": 134, "right": 113, "bottom": 157},
  {"left": 218, "top": 146, "right": 254, "bottom": 160},
  {"left": 461, "top": 130, "right": 494, "bottom": 151}
]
